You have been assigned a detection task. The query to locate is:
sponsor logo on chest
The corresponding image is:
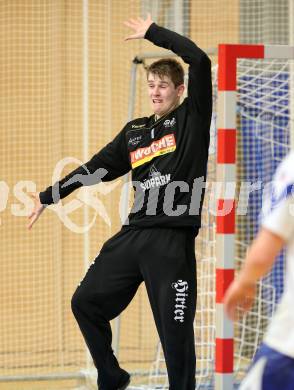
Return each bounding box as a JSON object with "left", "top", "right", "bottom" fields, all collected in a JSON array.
[
  {"left": 130, "top": 133, "right": 176, "bottom": 168},
  {"left": 131, "top": 123, "right": 145, "bottom": 129},
  {"left": 140, "top": 164, "right": 171, "bottom": 190},
  {"left": 128, "top": 135, "right": 142, "bottom": 146},
  {"left": 163, "top": 117, "right": 176, "bottom": 128}
]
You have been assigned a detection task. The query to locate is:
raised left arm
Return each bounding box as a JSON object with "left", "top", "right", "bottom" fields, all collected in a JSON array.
[{"left": 124, "top": 14, "right": 212, "bottom": 117}]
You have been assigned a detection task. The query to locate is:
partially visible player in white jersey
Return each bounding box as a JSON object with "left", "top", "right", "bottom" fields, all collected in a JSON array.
[{"left": 224, "top": 151, "right": 294, "bottom": 390}]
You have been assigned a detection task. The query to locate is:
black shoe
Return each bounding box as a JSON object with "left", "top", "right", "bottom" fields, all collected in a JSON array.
[
  {"left": 117, "top": 372, "right": 130, "bottom": 390},
  {"left": 98, "top": 370, "right": 130, "bottom": 390}
]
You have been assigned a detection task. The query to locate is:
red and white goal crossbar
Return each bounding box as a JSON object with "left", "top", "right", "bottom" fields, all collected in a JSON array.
[{"left": 216, "top": 44, "right": 294, "bottom": 390}]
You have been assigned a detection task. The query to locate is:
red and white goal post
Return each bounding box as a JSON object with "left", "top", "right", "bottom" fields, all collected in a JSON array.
[{"left": 216, "top": 43, "right": 294, "bottom": 390}]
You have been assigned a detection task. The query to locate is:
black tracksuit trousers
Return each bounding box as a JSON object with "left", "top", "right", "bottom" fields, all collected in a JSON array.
[{"left": 71, "top": 226, "right": 198, "bottom": 390}]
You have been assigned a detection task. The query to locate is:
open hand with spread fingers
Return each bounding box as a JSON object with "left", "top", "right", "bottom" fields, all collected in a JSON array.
[
  {"left": 27, "top": 192, "right": 45, "bottom": 230},
  {"left": 124, "top": 13, "right": 153, "bottom": 41}
]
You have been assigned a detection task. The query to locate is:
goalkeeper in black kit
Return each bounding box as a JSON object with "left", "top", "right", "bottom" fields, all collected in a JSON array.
[{"left": 28, "top": 14, "right": 212, "bottom": 390}]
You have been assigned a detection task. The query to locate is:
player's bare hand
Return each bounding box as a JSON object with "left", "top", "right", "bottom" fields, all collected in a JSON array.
[
  {"left": 27, "top": 193, "right": 45, "bottom": 230},
  {"left": 224, "top": 279, "right": 256, "bottom": 321},
  {"left": 124, "top": 13, "right": 153, "bottom": 41}
]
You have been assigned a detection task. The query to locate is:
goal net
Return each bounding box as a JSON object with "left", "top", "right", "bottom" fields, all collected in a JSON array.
[{"left": 233, "top": 57, "right": 292, "bottom": 379}]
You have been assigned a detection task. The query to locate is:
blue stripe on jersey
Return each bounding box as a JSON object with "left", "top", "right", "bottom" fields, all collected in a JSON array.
[
  {"left": 245, "top": 343, "right": 294, "bottom": 390},
  {"left": 271, "top": 183, "right": 294, "bottom": 210}
]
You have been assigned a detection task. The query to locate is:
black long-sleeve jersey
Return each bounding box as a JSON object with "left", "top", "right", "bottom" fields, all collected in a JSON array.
[{"left": 39, "top": 23, "right": 212, "bottom": 228}]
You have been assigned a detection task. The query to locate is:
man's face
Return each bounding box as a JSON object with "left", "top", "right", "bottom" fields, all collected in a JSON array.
[{"left": 147, "top": 73, "right": 184, "bottom": 118}]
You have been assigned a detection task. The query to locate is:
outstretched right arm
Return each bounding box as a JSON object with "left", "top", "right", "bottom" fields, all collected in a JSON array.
[{"left": 28, "top": 126, "right": 131, "bottom": 229}]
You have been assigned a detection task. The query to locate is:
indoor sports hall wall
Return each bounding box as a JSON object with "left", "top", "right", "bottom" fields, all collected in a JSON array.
[{"left": 0, "top": 1, "right": 291, "bottom": 389}]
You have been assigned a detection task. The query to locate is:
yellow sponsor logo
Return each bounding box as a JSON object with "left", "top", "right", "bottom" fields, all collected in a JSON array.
[{"left": 130, "top": 134, "right": 176, "bottom": 168}]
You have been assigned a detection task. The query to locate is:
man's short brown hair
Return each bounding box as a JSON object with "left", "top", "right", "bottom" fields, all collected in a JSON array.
[{"left": 146, "top": 58, "right": 184, "bottom": 88}]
